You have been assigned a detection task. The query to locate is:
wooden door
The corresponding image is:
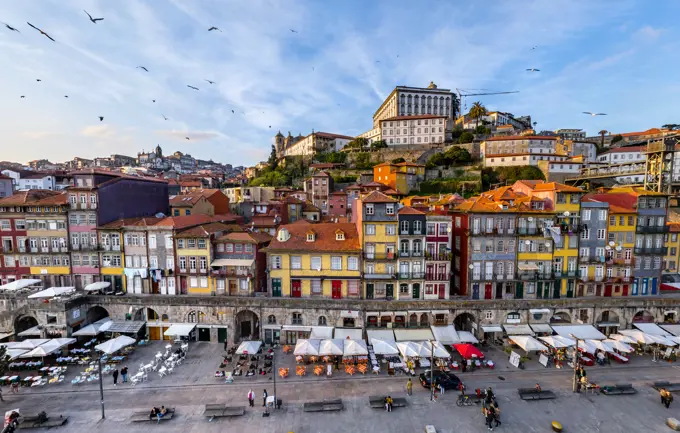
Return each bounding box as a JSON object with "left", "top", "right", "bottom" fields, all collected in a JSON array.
[
  {"left": 622, "top": 284, "right": 629, "bottom": 296},
  {"left": 331, "top": 280, "right": 342, "bottom": 299},
  {"left": 472, "top": 284, "right": 479, "bottom": 300},
  {"left": 515, "top": 282, "right": 524, "bottom": 299},
  {"left": 386, "top": 283, "right": 394, "bottom": 299},
  {"left": 438, "top": 284, "right": 446, "bottom": 299},
  {"left": 603, "top": 284, "right": 612, "bottom": 297},
  {"left": 292, "top": 280, "right": 302, "bottom": 298},
  {"left": 412, "top": 283, "right": 420, "bottom": 299},
  {"left": 272, "top": 279, "right": 281, "bottom": 297},
  {"left": 149, "top": 327, "right": 161, "bottom": 340},
  {"left": 484, "top": 283, "right": 492, "bottom": 300},
  {"left": 366, "top": 283, "right": 374, "bottom": 299}
]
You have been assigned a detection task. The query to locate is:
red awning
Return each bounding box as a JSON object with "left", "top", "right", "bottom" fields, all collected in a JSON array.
[{"left": 453, "top": 343, "right": 484, "bottom": 360}]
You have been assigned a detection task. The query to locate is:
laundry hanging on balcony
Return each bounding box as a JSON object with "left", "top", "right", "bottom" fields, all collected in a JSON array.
[{"left": 545, "top": 225, "right": 562, "bottom": 245}]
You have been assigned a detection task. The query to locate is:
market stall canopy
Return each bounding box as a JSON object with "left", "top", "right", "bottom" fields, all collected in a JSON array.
[
  {"left": 538, "top": 335, "right": 575, "bottom": 348},
  {"left": 11, "top": 339, "right": 49, "bottom": 350},
  {"left": 282, "top": 325, "right": 312, "bottom": 332},
  {"left": 370, "top": 338, "right": 399, "bottom": 355},
  {"left": 661, "top": 324, "right": 680, "bottom": 337},
  {"left": 619, "top": 329, "right": 659, "bottom": 345},
  {"left": 509, "top": 336, "right": 548, "bottom": 352},
  {"left": 163, "top": 323, "right": 196, "bottom": 337},
  {"left": 397, "top": 341, "right": 430, "bottom": 358},
  {"left": 503, "top": 324, "right": 534, "bottom": 336},
  {"left": 210, "top": 258, "right": 255, "bottom": 267},
  {"left": 72, "top": 318, "right": 112, "bottom": 336},
  {"left": 0, "top": 332, "right": 12, "bottom": 341},
  {"left": 366, "top": 329, "right": 395, "bottom": 342},
  {"left": 83, "top": 281, "right": 111, "bottom": 292},
  {"left": 294, "top": 339, "right": 320, "bottom": 356},
  {"left": 588, "top": 339, "right": 614, "bottom": 353},
  {"left": 530, "top": 324, "right": 553, "bottom": 334},
  {"left": 553, "top": 325, "right": 606, "bottom": 340},
  {"left": 576, "top": 340, "right": 597, "bottom": 354},
  {"left": 334, "top": 328, "right": 362, "bottom": 340},
  {"left": 27, "top": 286, "right": 75, "bottom": 299},
  {"left": 318, "top": 339, "right": 344, "bottom": 356},
  {"left": 647, "top": 334, "right": 677, "bottom": 347},
  {"left": 602, "top": 339, "right": 634, "bottom": 353},
  {"left": 430, "top": 325, "right": 460, "bottom": 344},
  {"left": 95, "top": 335, "right": 136, "bottom": 355},
  {"left": 457, "top": 331, "right": 479, "bottom": 344},
  {"left": 309, "top": 326, "right": 334, "bottom": 339},
  {"left": 453, "top": 343, "right": 484, "bottom": 360},
  {"left": 609, "top": 333, "right": 638, "bottom": 344},
  {"left": 0, "top": 279, "right": 41, "bottom": 292},
  {"left": 393, "top": 328, "right": 434, "bottom": 342},
  {"left": 6, "top": 348, "right": 27, "bottom": 360},
  {"left": 20, "top": 340, "right": 62, "bottom": 358},
  {"left": 236, "top": 340, "right": 263, "bottom": 355},
  {"left": 633, "top": 323, "right": 671, "bottom": 336},
  {"left": 423, "top": 341, "right": 451, "bottom": 358},
  {"left": 343, "top": 339, "right": 368, "bottom": 356},
  {"left": 481, "top": 325, "right": 503, "bottom": 333},
  {"left": 51, "top": 338, "right": 76, "bottom": 348},
  {"left": 17, "top": 326, "right": 41, "bottom": 337}
]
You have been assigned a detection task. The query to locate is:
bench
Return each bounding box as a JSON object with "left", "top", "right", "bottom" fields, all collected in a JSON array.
[
  {"left": 517, "top": 388, "right": 557, "bottom": 401},
  {"left": 601, "top": 384, "right": 636, "bottom": 396},
  {"left": 203, "top": 404, "right": 245, "bottom": 421},
  {"left": 130, "top": 408, "right": 176, "bottom": 422},
  {"left": 368, "top": 396, "right": 407, "bottom": 409},
  {"left": 653, "top": 382, "right": 680, "bottom": 392},
  {"left": 303, "top": 399, "right": 343, "bottom": 412},
  {"left": 17, "top": 414, "right": 68, "bottom": 429}
]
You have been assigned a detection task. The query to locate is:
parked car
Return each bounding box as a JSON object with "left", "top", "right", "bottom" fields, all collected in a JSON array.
[{"left": 419, "top": 370, "right": 461, "bottom": 390}]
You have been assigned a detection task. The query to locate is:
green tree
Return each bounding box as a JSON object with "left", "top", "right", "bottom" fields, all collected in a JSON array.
[
  {"left": 354, "top": 152, "right": 373, "bottom": 170},
  {"left": 267, "top": 145, "right": 278, "bottom": 171},
  {"left": 598, "top": 130, "right": 608, "bottom": 149},
  {"left": 370, "top": 140, "right": 388, "bottom": 151},
  {"left": 391, "top": 157, "right": 406, "bottom": 164},
  {"left": 347, "top": 137, "right": 369, "bottom": 150},
  {"left": 469, "top": 101, "right": 488, "bottom": 129},
  {"left": 610, "top": 134, "right": 623, "bottom": 145},
  {"left": 444, "top": 146, "right": 472, "bottom": 164},
  {"left": 475, "top": 124, "right": 490, "bottom": 135},
  {"left": 457, "top": 131, "right": 474, "bottom": 144}
]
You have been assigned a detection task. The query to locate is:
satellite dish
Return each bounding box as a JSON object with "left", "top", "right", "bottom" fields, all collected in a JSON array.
[
  {"left": 563, "top": 211, "right": 571, "bottom": 217},
  {"left": 605, "top": 245, "right": 611, "bottom": 250},
  {"left": 615, "top": 246, "right": 622, "bottom": 252},
  {"left": 608, "top": 241, "right": 615, "bottom": 247},
  {"left": 527, "top": 217, "right": 534, "bottom": 222},
  {"left": 525, "top": 240, "right": 531, "bottom": 245}
]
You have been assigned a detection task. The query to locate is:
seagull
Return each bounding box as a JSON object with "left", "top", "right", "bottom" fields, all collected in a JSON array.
[
  {"left": 152, "top": 99, "right": 156, "bottom": 103},
  {"left": 20, "top": 96, "right": 25, "bottom": 99},
  {"left": 83, "top": 10, "right": 104, "bottom": 24},
  {"left": 1, "top": 22, "right": 20, "bottom": 32},
  {"left": 185, "top": 137, "right": 190, "bottom": 140},
  {"left": 375, "top": 60, "right": 380, "bottom": 63},
  {"left": 208, "top": 26, "right": 221, "bottom": 32},
  {"left": 99, "top": 116, "right": 104, "bottom": 121},
  {"left": 187, "top": 85, "right": 199, "bottom": 91},
  {"left": 205, "top": 79, "right": 215, "bottom": 84},
  {"left": 582, "top": 112, "right": 607, "bottom": 116},
  {"left": 136, "top": 66, "right": 148, "bottom": 72},
  {"left": 531, "top": 46, "right": 538, "bottom": 50},
  {"left": 36, "top": 79, "right": 41, "bottom": 82},
  {"left": 64, "top": 95, "right": 68, "bottom": 98},
  {"left": 231, "top": 110, "right": 234, "bottom": 114},
  {"left": 27, "top": 22, "right": 55, "bottom": 41},
  {"left": 290, "top": 29, "right": 298, "bottom": 33},
  {"left": 162, "top": 114, "right": 169, "bottom": 121},
  {"left": 526, "top": 68, "right": 540, "bottom": 72}
]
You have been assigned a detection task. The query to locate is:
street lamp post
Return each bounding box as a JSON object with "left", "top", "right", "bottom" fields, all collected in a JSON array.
[
  {"left": 272, "top": 345, "right": 277, "bottom": 410},
  {"left": 98, "top": 355, "right": 105, "bottom": 419},
  {"left": 430, "top": 340, "right": 435, "bottom": 402},
  {"left": 570, "top": 334, "right": 580, "bottom": 393}
]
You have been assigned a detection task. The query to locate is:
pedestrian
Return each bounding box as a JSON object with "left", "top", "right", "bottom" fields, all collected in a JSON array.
[
  {"left": 438, "top": 383, "right": 445, "bottom": 395},
  {"left": 121, "top": 366, "right": 128, "bottom": 383},
  {"left": 661, "top": 388, "right": 673, "bottom": 408},
  {"left": 491, "top": 404, "right": 501, "bottom": 427},
  {"left": 247, "top": 389, "right": 254, "bottom": 407},
  {"left": 11, "top": 382, "right": 19, "bottom": 394},
  {"left": 223, "top": 339, "right": 228, "bottom": 352},
  {"left": 485, "top": 406, "right": 495, "bottom": 431},
  {"left": 0, "top": 387, "right": 4, "bottom": 402},
  {"left": 386, "top": 395, "right": 393, "bottom": 412},
  {"left": 406, "top": 378, "right": 413, "bottom": 396},
  {"left": 335, "top": 357, "right": 339, "bottom": 370},
  {"left": 459, "top": 382, "right": 466, "bottom": 396},
  {"left": 113, "top": 368, "right": 119, "bottom": 386},
  {"left": 263, "top": 389, "right": 268, "bottom": 407},
  {"left": 462, "top": 360, "right": 467, "bottom": 373}
]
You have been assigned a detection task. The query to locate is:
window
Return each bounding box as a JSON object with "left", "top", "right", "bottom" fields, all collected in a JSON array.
[
  {"left": 385, "top": 224, "right": 396, "bottom": 236},
  {"left": 414, "top": 221, "right": 422, "bottom": 233},
  {"left": 225, "top": 243, "right": 233, "bottom": 252},
  {"left": 582, "top": 209, "right": 591, "bottom": 221},
  {"left": 245, "top": 243, "right": 253, "bottom": 253},
  {"left": 306, "top": 233, "right": 315, "bottom": 242},
  {"left": 427, "top": 223, "right": 435, "bottom": 236},
  {"left": 386, "top": 204, "right": 395, "bottom": 215},
  {"left": 150, "top": 256, "right": 158, "bottom": 268},
  {"left": 365, "top": 204, "right": 374, "bottom": 215},
  {"left": 271, "top": 255, "right": 282, "bottom": 269},
  {"left": 267, "top": 315, "right": 276, "bottom": 324},
  {"left": 581, "top": 228, "right": 590, "bottom": 240},
  {"left": 347, "top": 256, "right": 358, "bottom": 270},
  {"left": 189, "top": 257, "right": 196, "bottom": 270},
  {"left": 235, "top": 243, "right": 244, "bottom": 253},
  {"left": 365, "top": 224, "right": 376, "bottom": 235},
  {"left": 198, "top": 239, "right": 206, "bottom": 249},
  {"left": 311, "top": 280, "right": 322, "bottom": 295},
  {"left": 311, "top": 256, "right": 322, "bottom": 270},
  {"left": 199, "top": 277, "right": 208, "bottom": 288},
  {"left": 291, "top": 256, "right": 302, "bottom": 270},
  {"left": 177, "top": 239, "right": 185, "bottom": 249},
  {"left": 166, "top": 256, "right": 174, "bottom": 269},
  {"left": 348, "top": 280, "right": 359, "bottom": 295},
  {"left": 112, "top": 255, "right": 121, "bottom": 267},
  {"left": 597, "top": 229, "right": 606, "bottom": 240},
  {"left": 199, "top": 257, "right": 207, "bottom": 271},
  {"left": 179, "top": 256, "right": 186, "bottom": 271},
  {"left": 400, "top": 221, "right": 409, "bottom": 233},
  {"left": 165, "top": 235, "right": 173, "bottom": 248},
  {"left": 292, "top": 312, "right": 303, "bottom": 325},
  {"left": 609, "top": 215, "right": 616, "bottom": 226},
  {"left": 331, "top": 256, "right": 342, "bottom": 270},
  {"left": 187, "top": 239, "right": 196, "bottom": 248},
  {"left": 598, "top": 210, "right": 607, "bottom": 221}
]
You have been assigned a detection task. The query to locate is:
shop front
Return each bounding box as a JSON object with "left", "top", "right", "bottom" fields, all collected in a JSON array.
[{"left": 282, "top": 325, "right": 311, "bottom": 344}]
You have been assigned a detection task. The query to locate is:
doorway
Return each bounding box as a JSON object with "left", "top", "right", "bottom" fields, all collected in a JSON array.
[
  {"left": 484, "top": 283, "right": 492, "bottom": 300},
  {"left": 198, "top": 327, "right": 211, "bottom": 342},
  {"left": 292, "top": 280, "right": 301, "bottom": 298},
  {"left": 412, "top": 283, "right": 420, "bottom": 299},
  {"left": 217, "top": 328, "right": 227, "bottom": 344},
  {"left": 331, "top": 280, "right": 342, "bottom": 299},
  {"left": 272, "top": 279, "right": 281, "bottom": 297},
  {"left": 386, "top": 283, "right": 394, "bottom": 299},
  {"left": 366, "top": 283, "right": 374, "bottom": 299}
]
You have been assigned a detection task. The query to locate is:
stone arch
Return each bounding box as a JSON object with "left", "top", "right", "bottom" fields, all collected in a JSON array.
[
  {"left": 550, "top": 311, "right": 572, "bottom": 324},
  {"left": 597, "top": 310, "right": 619, "bottom": 324},
  {"left": 86, "top": 306, "right": 109, "bottom": 324},
  {"left": 409, "top": 313, "right": 418, "bottom": 327},
  {"left": 187, "top": 310, "right": 206, "bottom": 323},
  {"left": 632, "top": 310, "right": 654, "bottom": 323},
  {"left": 134, "top": 307, "right": 160, "bottom": 321},
  {"left": 267, "top": 315, "right": 276, "bottom": 325},
  {"left": 453, "top": 312, "right": 476, "bottom": 332},
  {"left": 419, "top": 314, "right": 429, "bottom": 327},
  {"left": 318, "top": 316, "right": 327, "bottom": 326},
  {"left": 14, "top": 315, "right": 38, "bottom": 336},
  {"left": 161, "top": 314, "right": 169, "bottom": 322},
  {"left": 235, "top": 309, "right": 259, "bottom": 343},
  {"left": 663, "top": 310, "right": 677, "bottom": 322}
]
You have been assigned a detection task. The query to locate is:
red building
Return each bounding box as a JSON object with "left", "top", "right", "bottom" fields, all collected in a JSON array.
[
  {"left": 328, "top": 191, "right": 348, "bottom": 218},
  {"left": 0, "top": 194, "right": 32, "bottom": 284}
]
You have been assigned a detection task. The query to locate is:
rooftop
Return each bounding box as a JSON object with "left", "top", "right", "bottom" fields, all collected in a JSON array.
[
  {"left": 362, "top": 190, "right": 397, "bottom": 204},
  {"left": 484, "top": 135, "right": 558, "bottom": 142},
  {"left": 267, "top": 222, "right": 360, "bottom": 253}
]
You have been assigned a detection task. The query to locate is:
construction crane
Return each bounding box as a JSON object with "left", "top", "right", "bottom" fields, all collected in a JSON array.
[{"left": 455, "top": 88, "right": 520, "bottom": 119}]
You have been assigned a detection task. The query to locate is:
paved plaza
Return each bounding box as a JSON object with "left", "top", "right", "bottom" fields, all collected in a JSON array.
[{"left": 2, "top": 341, "right": 680, "bottom": 432}]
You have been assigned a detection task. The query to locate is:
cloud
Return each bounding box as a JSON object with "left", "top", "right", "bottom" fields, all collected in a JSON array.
[
  {"left": 81, "top": 125, "right": 117, "bottom": 139},
  {"left": 586, "top": 49, "right": 636, "bottom": 71},
  {"left": 155, "top": 130, "right": 223, "bottom": 142},
  {"left": 21, "top": 131, "right": 64, "bottom": 140},
  {"left": 633, "top": 26, "right": 663, "bottom": 41}
]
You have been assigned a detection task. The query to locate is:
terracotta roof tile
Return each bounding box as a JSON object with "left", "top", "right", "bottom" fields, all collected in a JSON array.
[
  {"left": 0, "top": 190, "right": 67, "bottom": 206},
  {"left": 267, "top": 222, "right": 360, "bottom": 253},
  {"left": 362, "top": 190, "right": 397, "bottom": 203},
  {"left": 216, "top": 231, "right": 271, "bottom": 243},
  {"left": 484, "top": 135, "right": 558, "bottom": 142},
  {"left": 398, "top": 206, "right": 425, "bottom": 215},
  {"left": 176, "top": 222, "right": 238, "bottom": 237}
]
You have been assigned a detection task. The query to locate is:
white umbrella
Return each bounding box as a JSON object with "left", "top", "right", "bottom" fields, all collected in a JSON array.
[
  {"left": 5, "top": 348, "right": 27, "bottom": 360},
  {"left": 83, "top": 281, "right": 111, "bottom": 292},
  {"left": 343, "top": 339, "right": 368, "bottom": 356},
  {"left": 588, "top": 339, "right": 614, "bottom": 353},
  {"left": 539, "top": 335, "right": 575, "bottom": 348},
  {"left": 619, "top": 329, "right": 658, "bottom": 345},
  {"left": 370, "top": 338, "right": 399, "bottom": 355},
  {"left": 457, "top": 331, "right": 479, "bottom": 344},
  {"left": 648, "top": 334, "right": 677, "bottom": 347},
  {"left": 95, "top": 336, "right": 136, "bottom": 355},
  {"left": 424, "top": 341, "right": 451, "bottom": 358},
  {"left": 20, "top": 340, "right": 62, "bottom": 358},
  {"left": 51, "top": 338, "right": 76, "bottom": 349},
  {"left": 603, "top": 339, "right": 634, "bottom": 353},
  {"left": 509, "top": 335, "right": 548, "bottom": 352},
  {"left": 17, "top": 326, "right": 41, "bottom": 337},
  {"left": 236, "top": 340, "right": 262, "bottom": 355},
  {"left": 609, "top": 333, "right": 637, "bottom": 344},
  {"left": 293, "top": 339, "right": 320, "bottom": 356},
  {"left": 27, "top": 287, "right": 75, "bottom": 299},
  {"left": 11, "top": 339, "right": 49, "bottom": 350},
  {"left": 319, "top": 339, "right": 344, "bottom": 356},
  {"left": 668, "top": 336, "right": 680, "bottom": 346},
  {"left": 577, "top": 340, "right": 598, "bottom": 354},
  {"left": 397, "top": 341, "right": 430, "bottom": 357}
]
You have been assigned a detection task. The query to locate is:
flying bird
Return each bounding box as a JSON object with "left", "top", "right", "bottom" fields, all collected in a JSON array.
[
  {"left": 83, "top": 10, "right": 104, "bottom": 23},
  {"left": 136, "top": 66, "right": 148, "bottom": 72},
  {"left": 98, "top": 116, "right": 104, "bottom": 121},
  {"left": 531, "top": 46, "right": 538, "bottom": 50},
  {"left": 269, "top": 125, "right": 271, "bottom": 128},
  {"left": 582, "top": 112, "right": 607, "bottom": 116},
  {"left": 64, "top": 95, "right": 68, "bottom": 98},
  {"left": 2, "top": 22, "right": 20, "bottom": 32},
  {"left": 36, "top": 79, "right": 41, "bottom": 82},
  {"left": 205, "top": 79, "right": 215, "bottom": 84},
  {"left": 375, "top": 60, "right": 380, "bottom": 63},
  {"left": 20, "top": 96, "right": 25, "bottom": 99},
  {"left": 187, "top": 85, "right": 199, "bottom": 90},
  {"left": 208, "top": 27, "right": 221, "bottom": 32},
  {"left": 231, "top": 110, "right": 234, "bottom": 114},
  {"left": 152, "top": 99, "right": 156, "bottom": 103},
  {"left": 162, "top": 114, "right": 169, "bottom": 120},
  {"left": 185, "top": 137, "right": 190, "bottom": 140},
  {"left": 526, "top": 68, "right": 540, "bottom": 72},
  {"left": 290, "top": 29, "right": 298, "bottom": 33},
  {"left": 27, "top": 22, "right": 55, "bottom": 41}
]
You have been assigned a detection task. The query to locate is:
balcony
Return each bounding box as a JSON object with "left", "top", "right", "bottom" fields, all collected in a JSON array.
[
  {"left": 397, "top": 272, "right": 425, "bottom": 280},
  {"left": 605, "top": 276, "right": 633, "bottom": 284},
  {"left": 612, "top": 258, "right": 632, "bottom": 265},
  {"left": 425, "top": 252, "right": 452, "bottom": 261},
  {"left": 399, "top": 250, "right": 411, "bottom": 258},
  {"left": 71, "top": 244, "right": 79, "bottom": 251},
  {"left": 40, "top": 247, "right": 49, "bottom": 253},
  {"left": 634, "top": 247, "right": 668, "bottom": 255},
  {"left": 411, "top": 250, "right": 423, "bottom": 257},
  {"left": 30, "top": 247, "right": 38, "bottom": 253},
  {"left": 636, "top": 225, "right": 669, "bottom": 234},
  {"left": 60, "top": 247, "right": 68, "bottom": 253},
  {"left": 554, "top": 270, "right": 578, "bottom": 279},
  {"left": 363, "top": 252, "right": 396, "bottom": 260},
  {"left": 517, "top": 227, "right": 538, "bottom": 235},
  {"left": 425, "top": 273, "right": 449, "bottom": 281},
  {"left": 579, "top": 256, "right": 605, "bottom": 264},
  {"left": 212, "top": 268, "right": 252, "bottom": 278},
  {"left": 364, "top": 273, "right": 394, "bottom": 280},
  {"left": 518, "top": 271, "right": 554, "bottom": 281},
  {"left": 580, "top": 274, "right": 604, "bottom": 282}
]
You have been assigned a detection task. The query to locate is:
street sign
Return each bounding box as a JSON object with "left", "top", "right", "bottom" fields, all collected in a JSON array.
[{"left": 509, "top": 351, "right": 521, "bottom": 368}]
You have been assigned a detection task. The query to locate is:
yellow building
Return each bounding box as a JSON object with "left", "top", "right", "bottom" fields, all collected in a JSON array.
[
  {"left": 355, "top": 191, "right": 399, "bottom": 299},
  {"left": 373, "top": 162, "right": 425, "bottom": 195},
  {"left": 96, "top": 220, "right": 128, "bottom": 292},
  {"left": 266, "top": 221, "right": 361, "bottom": 299},
  {"left": 664, "top": 223, "right": 680, "bottom": 274}
]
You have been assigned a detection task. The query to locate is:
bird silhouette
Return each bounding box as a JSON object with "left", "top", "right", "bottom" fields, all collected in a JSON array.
[
  {"left": 531, "top": 46, "right": 538, "bottom": 50},
  {"left": 27, "top": 22, "right": 55, "bottom": 41},
  {"left": 36, "top": 79, "right": 41, "bottom": 82},
  {"left": 162, "top": 114, "right": 169, "bottom": 121},
  {"left": 526, "top": 68, "right": 540, "bottom": 72},
  {"left": 99, "top": 116, "right": 104, "bottom": 121},
  {"left": 312, "top": 67, "right": 315, "bottom": 71},
  {"left": 2, "top": 22, "right": 20, "bottom": 32},
  {"left": 375, "top": 60, "right": 380, "bottom": 63},
  {"left": 187, "top": 85, "right": 199, "bottom": 91},
  {"left": 269, "top": 125, "right": 271, "bottom": 128},
  {"left": 185, "top": 137, "right": 190, "bottom": 140},
  {"left": 152, "top": 99, "right": 156, "bottom": 103},
  {"left": 136, "top": 66, "right": 148, "bottom": 72},
  {"left": 205, "top": 79, "right": 215, "bottom": 84},
  {"left": 20, "top": 96, "right": 25, "bottom": 99},
  {"left": 231, "top": 110, "right": 234, "bottom": 114},
  {"left": 83, "top": 10, "right": 104, "bottom": 23},
  {"left": 290, "top": 29, "right": 298, "bottom": 33},
  {"left": 582, "top": 112, "right": 607, "bottom": 116},
  {"left": 64, "top": 95, "right": 68, "bottom": 98},
  {"left": 208, "top": 27, "right": 221, "bottom": 32}
]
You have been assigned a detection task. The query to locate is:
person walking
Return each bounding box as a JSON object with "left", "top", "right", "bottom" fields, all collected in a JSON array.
[
  {"left": 491, "top": 404, "right": 501, "bottom": 427},
  {"left": 386, "top": 395, "right": 393, "bottom": 412},
  {"left": 247, "top": 389, "right": 255, "bottom": 407},
  {"left": 406, "top": 378, "right": 413, "bottom": 396},
  {"left": 0, "top": 387, "right": 4, "bottom": 402},
  {"left": 485, "top": 406, "right": 495, "bottom": 431},
  {"left": 661, "top": 388, "right": 673, "bottom": 408},
  {"left": 263, "top": 389, "right": 268, "bottom": 407},
  {"left": 121, "top": 366, "right": 128, "bottom": 383},
  {"left": 438, "top": 383, "right": 445, "bottom": 395},
  {"left": 113, "top": 368, "right": 119, "bottom": 386}
]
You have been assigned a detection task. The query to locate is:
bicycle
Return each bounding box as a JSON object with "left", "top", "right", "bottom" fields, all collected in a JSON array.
[{"left": 456, "top": 394, "right": 474, "bottom": 407}]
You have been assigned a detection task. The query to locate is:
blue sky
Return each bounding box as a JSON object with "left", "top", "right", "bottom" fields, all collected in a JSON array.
[{"left": 1, "top": 0, "right": 678, "bottom": 167}]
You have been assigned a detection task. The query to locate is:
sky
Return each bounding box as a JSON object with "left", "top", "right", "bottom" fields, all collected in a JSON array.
[{"left": 1, "top": 0, "right": 679, "bottom": 167}]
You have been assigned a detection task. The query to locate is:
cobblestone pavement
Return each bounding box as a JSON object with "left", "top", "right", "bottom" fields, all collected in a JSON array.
[{"left": 4, "top": 358, "right": 680, "bottom": 432}]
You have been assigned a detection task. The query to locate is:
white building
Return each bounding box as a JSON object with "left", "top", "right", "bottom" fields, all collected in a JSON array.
[
  {"left": 0, "top": 170, "right": 56, "bottom": 191},
  {"left": 485, "top": 153, "right": 569, "bottom": 168},
  {"left": 596, "top": 146, "right": 644, "bottom": 164},
  {"left": 380, "top": 115, "right": 448, "bottom": 147},
  {"left": 274, "top": 131, "right": 353, "bottom": 158},
  {"left": 555, "top": 129, "right": 586, "bottom": 140}
]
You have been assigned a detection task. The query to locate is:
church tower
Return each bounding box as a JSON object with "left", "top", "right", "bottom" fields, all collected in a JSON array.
[
  {"left": 155, "top": 144, "right": 163, "bottom": 158},
  {"left": 273, "top": 131, "right": 284, "bottom": 156}
]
